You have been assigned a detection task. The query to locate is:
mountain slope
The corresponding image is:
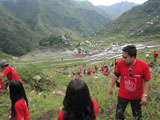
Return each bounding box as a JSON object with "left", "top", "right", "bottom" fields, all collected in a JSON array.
[
  {"left": 75, "top": 0, "right": 113, "bottom": 19},
  {"left": 0, "top": 0, "right": 111, "bottom": 56},
  {"left": 100, "top": 0, "right": 160, "bottom": 38},
  {"left": 1, "top": 0, "right": 111, "bottom": 35},
  {"left": 0, "top": 5, "right": 38, "bottom": 56},
  {"left": 98, "top": 1, "right": 137, "bottom": 19}
]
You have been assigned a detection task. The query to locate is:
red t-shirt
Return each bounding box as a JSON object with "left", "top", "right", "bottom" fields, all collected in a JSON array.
[
  {"left": 88, "top": 69, "right": 92, "bottom": 75},
  {"left": 3, "top": 66, "right": 22, "bottom": 82},
  {"left": 115, "top": 59, "right": 151, "bottom": 100},
  {"left": 154, "top": 52, "right": 158, "bottom": 58},
  {"left": 12, "top": 99, "right": 30, "bottom": 120},
  {"left": 0, "top": 79, "right": 5, "bottom": 90},
  {"left": 58, "top": 99, "right": 99, "bottom": 120}
]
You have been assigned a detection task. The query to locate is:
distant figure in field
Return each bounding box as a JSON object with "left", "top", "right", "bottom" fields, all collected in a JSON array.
[
  {"left": 58, "top": 79, "right": 99, "bottom": 120},
  {"left": 153, "top": 51, "right": 158, "bottom": 63},
  {"left": 114, "top": 59, "right": 118, "bottom": 68},
  {"left": 146, "top": 53, "right": 150, "bottom": 59},
  {"left": 84, "top": 69, "right": 88, "bottom": 75},
  {"left": 88, "top": 67, "right": 92, "bottom": 75},
  {"left": 8, "top": 80, "right": 29, "bottom": 120},
  {"left": 95, "top": 65, "right": 98, "bottom": 72},
  {"left": 148, "top": 62, "right": 153, "bottom": 68},
  {"left": 157, "top": 64, "right": 160, "bottom": 73},
  {"left": 110, "top": 62, "right": 114, "bottom": 67}
]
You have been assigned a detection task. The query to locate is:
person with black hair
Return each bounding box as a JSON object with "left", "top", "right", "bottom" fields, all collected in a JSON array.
[
  {"left": 0, "top": 62, "right": 22, "bottom": 84},
  {"left": 8, "top": 80, "right": 29, "bottom": 120},
  {"left": 109, "top": 45, "right": 151, "bottom": 120},
  {"left": 58, "top": 79, "right": 99, "bottom": 120}
]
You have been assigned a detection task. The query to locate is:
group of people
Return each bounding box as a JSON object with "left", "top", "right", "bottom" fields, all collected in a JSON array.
[
  {"left": 61, "top": 45, "right": 151, "bottom": 120},
  {"left": 0, "top": 62, "right": 30, "bottom": 120},
  {"left": 71, "top": 62, "right": 115, "bottom": 79},
  {"left": 1, "top": 45, "right": 152, "bottom": 120}
]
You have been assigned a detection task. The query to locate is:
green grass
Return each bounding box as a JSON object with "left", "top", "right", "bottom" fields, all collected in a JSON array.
[{"left": 1, "top": 47, "right": 160, "bottom": 120}]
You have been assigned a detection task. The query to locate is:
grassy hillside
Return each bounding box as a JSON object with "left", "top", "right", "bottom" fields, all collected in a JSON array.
[{"left": 1, "top": 46, "right": 160, "bottom": 120}]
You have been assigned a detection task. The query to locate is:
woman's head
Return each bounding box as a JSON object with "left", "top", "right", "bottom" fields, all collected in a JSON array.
[
  {"left": 8, "top": 80, "right": 28, "bottom": 117},
  {"left": 63, "top": 79, "right": 95, "bottom": 120}
]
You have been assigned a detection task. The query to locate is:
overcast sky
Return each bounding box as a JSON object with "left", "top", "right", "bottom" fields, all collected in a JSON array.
[{"left": 87, "top": 0, "right": 148, "bottom": 6}]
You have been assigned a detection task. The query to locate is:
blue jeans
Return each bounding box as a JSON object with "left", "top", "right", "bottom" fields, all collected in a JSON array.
[{"left": 116, "top": 96, "right": 142, "bottom": 120}]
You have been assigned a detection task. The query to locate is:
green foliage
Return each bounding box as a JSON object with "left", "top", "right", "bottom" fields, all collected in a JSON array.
[
  {"left": 97, "top": 0, "right": 160, "bottom": 43},
  {"left": 16, "top": 64, "right": 52, "bottom": 91},
  {"left": 1, "top": 0, "right": 110, "bottom": 35},
  {"left": 0, "top": 0, "right": 112, "bottom": 56},
  {"left": 0, "top": 6, "right": 39, "bottom": 56},
  {"left": 0, "top": 50, "right": 10, "bottom": 58},
  {"left": 1, "top": 48, "right": 160, "bottom": 119}
]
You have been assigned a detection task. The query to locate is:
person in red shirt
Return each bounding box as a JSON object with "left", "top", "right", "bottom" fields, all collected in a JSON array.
[
  {"left": 114, "top": 59, "right": 118, "bottom": 68},
  {"left": 0, "top": 78, "right": 5, "bottom": 90},
  {"left": 8, "top": 80, "right": 29, "bottom": 120},
  {"left": 95, "top": 65, "right": 98, "bottom": 72},
  {"left": 58, "top": 79, "right": 99, "bottom": 120},
  {"left": 109, "top": 45, "right": 151, "bottom": 120},
  {"left": 88, "top": 67, "right": 92, "bottom": 75},
  {"left": 153, "top": 51, "right": 158, "bottom": 63},
  {"left": 0, "top": 62, "right": 22, "bottom": 88}
]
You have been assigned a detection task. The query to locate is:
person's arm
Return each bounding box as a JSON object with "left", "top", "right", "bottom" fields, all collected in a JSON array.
[
  {"left": 109, "top": 74, "right": 119, "bottom": 96},
  {"left": 140, "top": 80, "right": 150, "bottom": 105},
  {"left": 0, "top": 72, "right": 8, "bottom": 82}
]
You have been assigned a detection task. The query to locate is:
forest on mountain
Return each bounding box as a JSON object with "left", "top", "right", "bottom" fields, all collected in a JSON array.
[
  {"left": 0, "top": 0, "right": 111, "bottom": 56},
  {"left": 99, "top": 0, "right": 160, "bottom": 38}
]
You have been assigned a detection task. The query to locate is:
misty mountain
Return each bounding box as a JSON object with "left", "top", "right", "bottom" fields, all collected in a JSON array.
[
  {"left": 100, "top": 0, "right": 160, "bottom": 40},
  {"left": 74, "top": 0, "right": 113, "bottom": 19},
  {"left": 1, "top": 0, "right": 111, "bottom": 34},
  {"left": 98, "top": 1, "right": 137, "bottom": 19},
  {"left": 0, "top": 0, "right": 111, "bottom": 56}
]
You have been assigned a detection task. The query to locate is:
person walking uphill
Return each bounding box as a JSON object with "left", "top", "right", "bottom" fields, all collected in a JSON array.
[
  {"left": 109, "top": 45, "right": 151, "bottom": 120},
  {"left": 0, "top": 62, "right": 22, "bottom": 88}
]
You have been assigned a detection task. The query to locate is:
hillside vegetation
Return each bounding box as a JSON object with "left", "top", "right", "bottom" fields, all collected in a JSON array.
[
  {"left": 100, "top": 0, "right": 160, "bottom": 37},
  {"left": 0, "top": 0, "right": 111, "bottom": 56},
  {"left": 98, "top": 1, "right": 137, "bottom": 19},
  {"left": 0, "top": 47, "right": 160, "bottom": 120},
  {"left": 85, "top": 0, "right": 160, "bottom": 50}
]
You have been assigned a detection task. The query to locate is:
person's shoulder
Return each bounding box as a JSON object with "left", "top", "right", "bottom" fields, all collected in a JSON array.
[
  {"left": 14, "top": 99, "right": 25, "bottom": 109},
  {"left": 91, "top": 99, "right": 98, "bottom": 105},
  {"left": 15, "top": 99, "right": 24, "bottom": 105},
  {"left": 58, "top": 109, "right": 65, "bottom": 120},
  {"left": 136, "top": 59, "right": 148, "bottom": 66},
  {"left": 117, "top": 60, "right": 123, "bottom": 65},
  {"left": 4, "top": 65, "right": 11, "bottom": 70}
]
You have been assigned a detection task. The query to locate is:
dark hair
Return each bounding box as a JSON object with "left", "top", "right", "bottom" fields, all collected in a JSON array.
[
  {"left": 63, "top": 79, "right": 95, "bottom": 120},
  {"left": 0, "top": 61, "right": 9, "bottom": 68},
  {"left": 8, "top": 80, "right": 28, "bottom": 118},
  {"left": 122, "top": 45, "right": 137, "bottom": 58}
]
